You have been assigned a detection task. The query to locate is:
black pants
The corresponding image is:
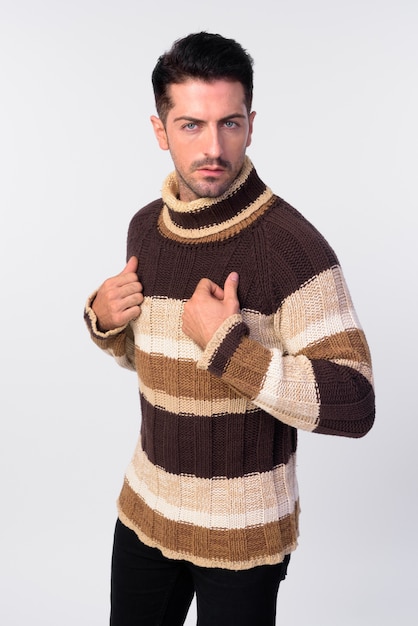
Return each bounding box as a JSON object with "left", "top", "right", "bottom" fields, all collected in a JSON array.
[{"left": 110, "top": 519, "right": 290, "bottom": 626}]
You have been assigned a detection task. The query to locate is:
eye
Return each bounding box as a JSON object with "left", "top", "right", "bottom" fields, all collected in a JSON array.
[
  {"left": 224, "top": 120, "right": 238, "bottom": 128},
  {"left": 183, "top": 122, "right": 198, "bottom": 130}
]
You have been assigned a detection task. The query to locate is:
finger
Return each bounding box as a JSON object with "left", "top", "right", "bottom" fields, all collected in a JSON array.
[
  {"left": 210, "top": 284, "right": 224, "bottom": 301},
  {"left": 128, "top": 289, "right": 144, "bottom": 305},
  {"left": 224, "top": 272, "right": 239, "bottom": 311},
  {"left": 119, "top": 281, "right": 143, "bottom": 298},
  {"left": 223, "top": 272, "right": 239, "bottom": 301},
  {"left": 118, "top": 303, "right": 142, "bottom": 326},
  {"left": 196, "top": 278, "right": 225, "bottom": 300},
  {"left": 121, "top": 256, "right": 138, "bottom": 275},
  {"left": 115, "top": 256, "right": 139, "bottom": 287}
]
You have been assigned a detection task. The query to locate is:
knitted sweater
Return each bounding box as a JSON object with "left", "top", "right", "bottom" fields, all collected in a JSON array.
[{"left": 84, "top": 157, "right": 375, "bottom": 570}]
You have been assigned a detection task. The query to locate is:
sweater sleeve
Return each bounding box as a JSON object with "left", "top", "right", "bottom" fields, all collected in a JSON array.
[
  {"left": 83, "top": 291, "right": 136, "bottom": 371},
  {"left": 197, "top": 264, "right": 375, "bottom": 438}
]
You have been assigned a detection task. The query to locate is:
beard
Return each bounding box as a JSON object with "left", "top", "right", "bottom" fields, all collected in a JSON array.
[{"left": 175, "top": 157, "right": 242, "bottom": 201}]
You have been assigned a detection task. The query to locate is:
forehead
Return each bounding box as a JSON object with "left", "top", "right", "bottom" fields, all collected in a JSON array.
[{"left": 166, "top": 79, "right": 247, "bottom": 119}]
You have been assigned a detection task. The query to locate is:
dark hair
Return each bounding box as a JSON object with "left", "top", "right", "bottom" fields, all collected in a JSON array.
[{"left": 152, "top": 32, "right": 254, "bottom": 123}]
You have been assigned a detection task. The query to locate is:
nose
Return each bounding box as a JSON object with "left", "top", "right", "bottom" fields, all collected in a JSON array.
[{"left": 203, "top": 125, "right": 223, "bottom": 158}]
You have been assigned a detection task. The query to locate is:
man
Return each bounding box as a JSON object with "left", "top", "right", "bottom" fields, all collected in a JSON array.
[{"left": 85, "top": 32, "right": 375, "bottom": 626}]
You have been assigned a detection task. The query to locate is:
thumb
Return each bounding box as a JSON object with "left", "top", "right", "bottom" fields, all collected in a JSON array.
[
  {"left": 121, "top": 255, "right": 138, "bottom": 275},
  {"left": 223, "top": 272, "right": 239, "bottom": 303}
]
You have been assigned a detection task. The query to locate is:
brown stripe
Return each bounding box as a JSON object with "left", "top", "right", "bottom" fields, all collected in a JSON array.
[
  {"left": 299, "top": 329, "right": 372, "bottom": 364},
  {"left": 139, "top": 396, "right": 297, "bottom": 478},
  {"left": 118, "top": 480, "right": 299, "bottom": 569},
  {"left": 136, "top": 350, "right": 242, "bottom": 400},
  {"left": 221, "top": 336, "right": 272, "bottom": 399}
]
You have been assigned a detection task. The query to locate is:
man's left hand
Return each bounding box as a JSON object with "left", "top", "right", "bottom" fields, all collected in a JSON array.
[{"left": 182, "top": 272, "right": 240, "bottom": 349}]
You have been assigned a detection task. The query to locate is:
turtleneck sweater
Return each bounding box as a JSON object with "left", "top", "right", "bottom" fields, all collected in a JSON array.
[{"left": 84, "top": 157, "right": 375, "bottom": 570}]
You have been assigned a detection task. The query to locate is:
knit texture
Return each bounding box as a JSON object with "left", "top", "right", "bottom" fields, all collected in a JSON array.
[{"left": 85, "top": 157, "right": 375, "bottom": 570}]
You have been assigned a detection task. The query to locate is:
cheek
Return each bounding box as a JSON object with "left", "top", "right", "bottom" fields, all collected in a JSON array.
[
  {"left": 229, "top": 131, "right": 251, "bottom": 153},
  {"left": 170, "top": 142, "right": 193, "bottom": 166}
]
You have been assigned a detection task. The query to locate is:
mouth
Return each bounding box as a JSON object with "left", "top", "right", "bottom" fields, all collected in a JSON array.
[{"left": 196, "top": 167, "right": 225, "bottom": 177}]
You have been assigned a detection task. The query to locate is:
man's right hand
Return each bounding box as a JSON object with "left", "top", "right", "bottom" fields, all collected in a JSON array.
[{"left": 92, "top": 256, "right": 143, "bottom": 331}]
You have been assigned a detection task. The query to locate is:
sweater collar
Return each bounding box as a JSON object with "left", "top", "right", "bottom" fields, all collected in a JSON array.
[{"left": 158, "top": 157, "right": 274, "bottom": 242}]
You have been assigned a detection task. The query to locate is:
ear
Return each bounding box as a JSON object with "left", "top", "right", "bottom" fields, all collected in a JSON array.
[
  {"left": 150, "top": 115, "right": 169, "bottom": 151},
  {"left": 246, "top": 110, "right": 256, "bottom": 148}
]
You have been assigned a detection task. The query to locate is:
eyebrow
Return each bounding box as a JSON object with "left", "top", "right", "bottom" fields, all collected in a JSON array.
[{"left": 172, "top": 113, "right": 247, "bottom": 124}]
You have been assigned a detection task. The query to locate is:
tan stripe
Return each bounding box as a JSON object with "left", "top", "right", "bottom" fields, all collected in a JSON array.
[
  {"left": 280, "top": 266, "right": 362, "bottom": 353},
  {"left": 127, "top": 447, "right": 298, "bottom": 528},
  {"left": 140, "top": 380, "right": 254, "bottom": 415},
  {"left": 118, "top": 481, "right": 299, "bottom": 570},
  {"left": 158, "top": 192, "right": 275, "bottom": 243}
]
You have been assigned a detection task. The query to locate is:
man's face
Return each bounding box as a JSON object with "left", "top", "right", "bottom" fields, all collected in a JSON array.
[{"left": 151, "top": 79, "right": 256, "bottom": 202}]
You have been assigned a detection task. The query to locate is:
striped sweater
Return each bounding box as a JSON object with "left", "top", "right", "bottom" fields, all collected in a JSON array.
[{"left": 85, "top": 157, "right": 375, "bottom": 570}]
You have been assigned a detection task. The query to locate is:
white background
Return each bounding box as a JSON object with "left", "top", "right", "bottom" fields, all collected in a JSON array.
[{"left": 1, "top": 1, "right": 417, "bottom": 624}]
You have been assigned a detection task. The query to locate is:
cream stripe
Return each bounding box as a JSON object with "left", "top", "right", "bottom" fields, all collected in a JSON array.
[
  {"left": 140, "top": 381, "right": 256, "bottom": 415},
  {"left": 255, "top": 351, "right": 319, "bottom": 430},
  {"left": 135, "top": 333, "right": 200, "bottom": 361},
  {"left": 242, "top": 310, "right": 281, "bottom": 348},
  {"left": 125, "top": 447, "right": 298, "bottom": 530},
  {"left": 132, "top": 268, "right": 359, "bottom": 361},
  {"left": 286, "top": 312, "right": 359, "bottom": 354},
  {"left": 131, "top": 297, "right": 201, "bottom": 360},
  {"left": 132, "top": 298, "right": 281, "bottom": 360}
]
